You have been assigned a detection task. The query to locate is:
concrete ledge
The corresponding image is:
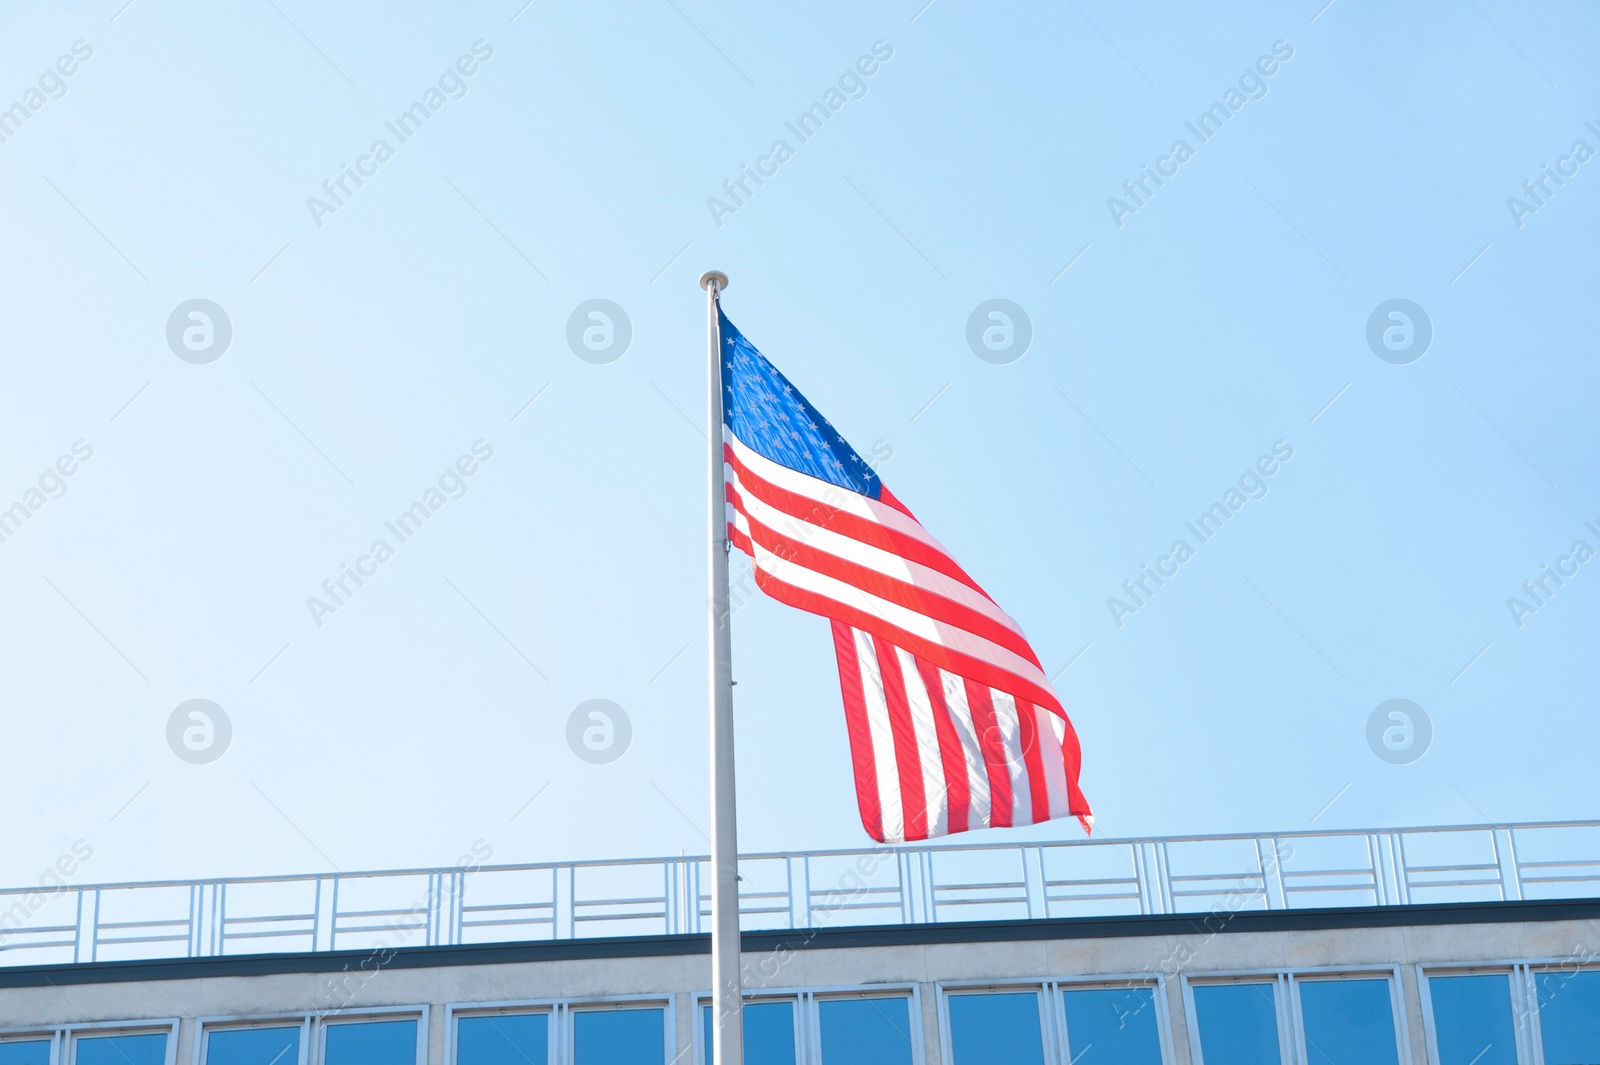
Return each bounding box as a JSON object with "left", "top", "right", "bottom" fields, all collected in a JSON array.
[{"left": 2, "top": 897, "right": 1595, "bottom": 989}]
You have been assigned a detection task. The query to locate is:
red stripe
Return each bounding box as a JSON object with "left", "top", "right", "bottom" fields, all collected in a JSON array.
[
  {"left": 725, "top": 445, "right": 993, "bottom": 603},
  {"left": 830, "top": 622, "right": 885, "bottom": 843},
  {"left": 727, "top": 483, "right": 1040, "bottom": 668},
  {"left": 964, "top": 680, "right": 1013, "bottom": 829},
  {"left": 1014, "top": 698, "right": 1052, "bottom": 826},
  {"left": 1055, "top": 713, "right": 1093, "bottom": 829},
  {"left": 872, "top": 635, "right": 930, "bottom": 842},
  {"left": 914, "top": 658, "right": 970, "bottom": 836},
  {"left": 877, "top": 483, "right": 915, "bottom": 518},
  {"left": 746, "top": 561, "right": 1066, "bottom": 718}
]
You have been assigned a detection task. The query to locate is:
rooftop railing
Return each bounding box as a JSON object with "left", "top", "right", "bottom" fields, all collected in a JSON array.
[{"left": 1, "top": 819, "right": 1596, "bottom": 967}]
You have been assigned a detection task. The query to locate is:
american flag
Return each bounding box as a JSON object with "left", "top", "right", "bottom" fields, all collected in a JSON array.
[{"left": 719, "top": 308, "right": 1092, "bottom": 842}]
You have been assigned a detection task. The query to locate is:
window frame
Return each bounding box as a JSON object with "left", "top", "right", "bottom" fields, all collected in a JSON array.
[
  {"left": 807, "top": 985, "right": 924, "bottom": 1065},
  {"left": 1181, "top": 972, "right": 1293, "bottom": 1065},
  {"left": 0, "top": 1026, "right": 62, "bottom": 1065},
  {"left": 1417, "top": 965, "right": 1532, "bottom": 1065},
  {"left": 0, "top": 1020, "right": 183, "bottom": 1065},
  {"left": 563, "top": 994, "right": 674, "bottom": 1065},
  {"left": 691, "top": 992, "right": 802, "bottom": 1065},
  {"left": 62, "top": 1023, "right": 181, "bottom": 1065},
  {"left": 194, "top": 1007, "right": 426, "bottom": 1065},
  {"left": 190, "top": 1015, "right": 311, "bottom": 1065},
  {"left": 1180, "top": 965, "right": 1411, "bottom": 1065},
  {"left": 447, "top": 995, "right": 671, "bottom": 1065},
  {"left": 937, "top": 983, "right": 1053, "bottom": 1065},
  {"left": 445, "top": 1001, "right": 556, "bottom": 1065},
  {"left": 690, "top": 984, "right": 920, "bottom": 1065},
  {"left": 1288, "top": 969, "right": 1410, "bottom": 1065},
  {"left": 938, "top": 976, "right": 1175, "bottom": 1065}
]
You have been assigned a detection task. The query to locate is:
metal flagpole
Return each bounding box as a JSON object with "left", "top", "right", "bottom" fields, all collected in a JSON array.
[{"left": 699, "top": 269, "right": 742, "bottom": 1065}]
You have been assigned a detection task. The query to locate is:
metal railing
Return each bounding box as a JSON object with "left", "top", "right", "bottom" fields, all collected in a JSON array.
[{"left": 1, "top": 819, "right": 1595, "bottom": 967}]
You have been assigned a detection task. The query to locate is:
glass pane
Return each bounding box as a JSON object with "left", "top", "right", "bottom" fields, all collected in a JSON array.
[
  {"left": 324, "top": 1022, "right": 416, "bottom": 1065},
  {"left": 458, "top": 1015, "right": 548, "bottom": 1065},
  {"left": 0, "top": 1043, "right": 52, "bottom": 1065},
  {"left": 1538, "top": 969, "right": 1600, "bottom": 1065},
  {"left": 1192, "top": 983, "right": 1282, "bottom": 1065},
  {"left": 1428, "top": 974, "right": 1517, "bottom": 1065},
  {"left": 947, "top": 993, "right": 1045, "bottom": 1065},
  {"left": 77, "top": 1035, "right": 167, "bottom": 1065},
  {"left": 700, "top": 1002, "right": 795, "bottom": 1065},
  {"left": 1061, "top": 987, "right": 1163, "bottom": 1065},
  {"left": 206, "top": 1028, "right": 300, "bottom": 1065},
  {"left": 1297, "top": 980, "right": 1399, "bottom": 1065},
  {"left": 817, "top": 998, "right": 914, "bottom": 1065},
  {"left": 573, "top": 1009, "right": 663, "bottom": 1065}
]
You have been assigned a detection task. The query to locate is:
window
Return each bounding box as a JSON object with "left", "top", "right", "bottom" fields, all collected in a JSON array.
[
  {"left": 1296, "top": 979, "right": 1400, "bottom": 1065},
  {"left": 571, "top": 1008, "right": 663, "bottom": 1065},
  {"left": 456, "top": 1014, "right": 549, "bottom": 1065},
  {"left": 946, "top": 992, "right": 1046, "bottom": 1065},
  {"left": 0, "top": 1043, "right": 51, "bottom": 1065},
  {"left": 323, "top": 1021, "right": 417, "bottom": 1065},
  {"left": 204, "top": 1027, "right": 303, "bottom": 1065},
  {"left": 75, "top": 1033, "right": 168, "bottom": 1065},
  {"left": 1191, "top": 982, "right": 1282, "bottom": 1065},
  {"left": 1426, "top": 973, "right": 1518, "bottom": 1065},
  {"left": 817, "top": 997, "right": 915, "bottom": 1065},
  {"left": 1536, "top": 968, "right": 1600, "bottom": 1064},
  {"left": 700, "top": 1001, "right": 795, "bottom": 1065},
  {"left": 1061, "top": 987, "right": 1165, "bottom": 1065}
]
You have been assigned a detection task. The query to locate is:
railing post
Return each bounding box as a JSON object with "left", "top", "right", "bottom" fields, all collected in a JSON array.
[
  {"left": 88, "top": 887, "right": 101, "bottom": 963},
  {"left": 1496, "top": 828, "right": 1523, "bottom": 901},
  {"left": 1258, "top": 836, "right": 1287, "bottom": 910},
  {"left": 1022, "top": 846, "right": 1043, "bottom": 920},
  {"left": 1153, "top": 841, "right": 1174, "bottom": 913},
  {"left": 897, "top": 850, "right": 915, "bottom": 924},
  {"left": 560, "top": 865, "right": 575, "bottom": 939},
  {"left": 72, "top": 888, "right": 87, "bottom": 964},
  {"left": 801, "top": 855, "right": 813, "bottom": 930}
]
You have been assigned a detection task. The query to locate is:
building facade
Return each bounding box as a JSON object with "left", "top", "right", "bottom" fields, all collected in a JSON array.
[{"left": 2, "top": 822, "right": 1598, "bottom": 1065}]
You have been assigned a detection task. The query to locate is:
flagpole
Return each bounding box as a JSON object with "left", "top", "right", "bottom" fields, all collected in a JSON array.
[{"left": 699, "top": 269, "right": 742, "bottom": 1065}]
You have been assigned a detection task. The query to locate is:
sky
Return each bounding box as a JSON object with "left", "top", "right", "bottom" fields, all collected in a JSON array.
[{"left": 0, "top": 0, "right": 1596, "bottom": 893}]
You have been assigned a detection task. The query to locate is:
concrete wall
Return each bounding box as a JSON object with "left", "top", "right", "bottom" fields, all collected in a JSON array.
[{"left": 1, "top": 916, "right": 1593, "bottom": 1064}]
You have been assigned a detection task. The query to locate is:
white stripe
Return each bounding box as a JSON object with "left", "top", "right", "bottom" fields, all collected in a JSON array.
[
  {"left": 991, "top": 691, "right": 1034, "bottom": 827},
  {"left": 895, "top": 647, "right": 950, "bottom": 838},
  {"left": 739, "top": 528, "right": 1056, "bottom": 696},
  {"left": 939, "top": 672, "right": 992, "bottom": 829},
  {"left": 1037, "top": 708, "right": 1073, "bottom": 821},
  {"left": 727, "top": 467, "right": 1026, "bottom": 639},
  {"left": 853, "top": 627, "right": 905, "bottom": 844},
  {"left": 726, "top": 432, "right": 960, "bottom": 563}
]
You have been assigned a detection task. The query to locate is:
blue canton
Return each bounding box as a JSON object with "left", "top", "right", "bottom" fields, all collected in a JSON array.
[{"left": 719, "top": 308, "right": 881, "bottom": 500}]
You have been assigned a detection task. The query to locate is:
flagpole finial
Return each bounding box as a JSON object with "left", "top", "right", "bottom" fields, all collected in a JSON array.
[{"left": 699, "top": 270, "right": 729, "bottom": 293}]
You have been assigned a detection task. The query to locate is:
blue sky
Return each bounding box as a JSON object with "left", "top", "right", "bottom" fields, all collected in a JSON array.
[{"left": 0, "top": 0, "right": 1596, "bottom": 888}]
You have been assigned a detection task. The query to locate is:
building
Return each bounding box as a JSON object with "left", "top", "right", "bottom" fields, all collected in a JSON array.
[{"left": 1, "top": 820, "right": 1598, "bottom": 1064}]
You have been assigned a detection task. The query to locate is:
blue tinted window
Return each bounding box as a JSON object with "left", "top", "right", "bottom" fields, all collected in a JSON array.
[
  {"left": 947, "top": 993, "right": 1045, "bottom": 1065},
  {"left": 1297, "top": 980, "right": 1399, "bottom": 1065},
  {"left": 700, "top": 1002, "right": 795, "bottom": 1065},
  {"left": 817, "top": 998, "right": 914, "bottom": 1065},
  {"left": 1192, "top": 983, "right": 1281, "bottom": 1065},
  {"left": 206, "top": 1028, "right": 300, "bottom": 1065},
  {"left": 458, "top": 1015, "right": 548, "bottom": 1065},
  {"left": 572, "top": 1009, "right": 663, "bottom": 1065},
  {"left": 0, "top": 1043, "right": 51, "bottom": 1065},
  {"left": 1538, "top": 969, "right": 1600, "bottom": 1064},
  {"left": 1061, "top": 987, "right": 1163, "bottom": 1065},
  {"left": 324, "top": 1022, "right": 416, "bottom": 1065},
  {"left": 1429, "top": 974, "right": 1517, "bottom": 1065},
  {"left": 77, "top": 1035, "right": 166, "bottom": 1065}
]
